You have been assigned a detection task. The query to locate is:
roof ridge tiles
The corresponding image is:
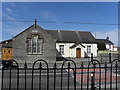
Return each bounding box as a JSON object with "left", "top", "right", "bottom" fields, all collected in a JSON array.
[{"left": 45, "top": 29, "right": 90, "bottom": 33}]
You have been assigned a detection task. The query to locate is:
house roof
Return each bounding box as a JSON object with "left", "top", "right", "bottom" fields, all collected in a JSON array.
[
  {"left": 14, "top": 24, "right": 44, "bottom": 38},
  {"left": 45, "top": 30, "right": 96, "bottom": 43},
  {"left": 0, "top": 24, "right": 97, "bottom": 48},
  {"left": 13, "top": 23, "right": 97, "bottom": 43},
  {"left": 96, "top": 39, "right": 114, "bottom": 45},
  {"left": 0, "top": 39, "right": 12, "bottom": 48}
]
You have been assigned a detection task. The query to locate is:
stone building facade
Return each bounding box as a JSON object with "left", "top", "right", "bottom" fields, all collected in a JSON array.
[
  {"left": 1, "top": 22, "right": 100, "bottom": 64},
  {"left": 12, "top": 24, "right": 56, "bottom": 63}
]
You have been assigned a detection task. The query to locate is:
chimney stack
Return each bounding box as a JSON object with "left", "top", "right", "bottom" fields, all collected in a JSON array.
[{"left": 106, "top": 36, "right": 109, "bottom": 40}]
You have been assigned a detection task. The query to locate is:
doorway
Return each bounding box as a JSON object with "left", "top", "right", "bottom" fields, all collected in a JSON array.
[{"left": 76, "top": 48, "right": 81, "bottom": 58}]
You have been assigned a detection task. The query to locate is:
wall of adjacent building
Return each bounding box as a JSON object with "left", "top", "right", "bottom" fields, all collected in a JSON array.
[
  {"left": 106, "top": 44, "right": 114, "bottom": 51},
  {"left": 82, "top": 43, "right": 97, "bottom": 57},
  {"left": 12, "top": 26, "right": 56, "bottom": 64},
  {"left": 56, "top": 43, "right": 97, "bottom": 58}
]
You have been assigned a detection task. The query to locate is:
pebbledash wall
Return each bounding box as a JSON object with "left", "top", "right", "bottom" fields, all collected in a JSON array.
[
  {"left": 12, "top": 25, "right": 56, "bottom": 63},
  {"left": 56, "top": 43, "right": 97, "bottom": 58}
]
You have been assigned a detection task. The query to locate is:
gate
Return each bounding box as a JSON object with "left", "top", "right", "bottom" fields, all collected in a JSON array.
[{"left": 1, "top": 58, "right": 120, "bottom": 90}]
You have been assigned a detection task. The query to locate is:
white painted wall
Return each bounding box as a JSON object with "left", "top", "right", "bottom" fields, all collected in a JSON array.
[
  {"left": 106, "top": 44, "right": 114, "bottom": 51},
  {"left": 82, "top": 43, "right": 97, "bottom": 57},
  {"left": 56, "top": 43, "right": 97, "bottom": 58},
  {"left": 113, "top": 47, "right": 118, "bottom": 51},
  {"left": 56, "top": 43, "right": 74, "bottom": 57}
]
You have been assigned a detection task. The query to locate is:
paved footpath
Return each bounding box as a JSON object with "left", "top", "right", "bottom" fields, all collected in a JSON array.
[{"left": 69, "top": 68, "right": 120, "bottom": 85}]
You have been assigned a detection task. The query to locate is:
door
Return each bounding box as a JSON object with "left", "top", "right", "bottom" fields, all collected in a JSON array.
[{"left": 76, "top": 48, "right": 81, "bottom": 58}]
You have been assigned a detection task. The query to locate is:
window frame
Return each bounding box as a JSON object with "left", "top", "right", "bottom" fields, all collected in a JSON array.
[
  {"left": 87, "top": 45, "right": 91, "bottom": 55},
  {"left": 59, "top": 45, "right": 64, "bottom": 55},
  {"left": 27, "top": 35, "right": 43, "bottom": 54}
]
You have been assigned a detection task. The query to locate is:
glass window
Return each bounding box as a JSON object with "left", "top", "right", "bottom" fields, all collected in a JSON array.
[
  {"left": 8, "top": 50, "right": 10, "bottom": 53},
  {"left": 27, "top": 35, "right": 42, "bottom": 54},
  {"left": 87, "top": 46, "right": 91, "bottom": 55},
  {"left": 59, "top": 45, "right": 64, "bottom": 55}
]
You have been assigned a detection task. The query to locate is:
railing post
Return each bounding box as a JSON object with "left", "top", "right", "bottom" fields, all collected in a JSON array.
[
  {"left": 109, "top": 52, "right": 111, "bottom": 63},
  {"left": 24, "top": 62, "right": 27, "bottom": 90},
  {"left": 67, "top": 62, "right": 70, "bottom": 90},
  {"left": 91, "top": 72, "right": 95, "bottom": 90},
  {"left": 9, "top": 67, "right": 12, "bottom": 90},
  {"left": 80, "top": 62, "right": 84, "bottom": 90},
  {"left": 91, "top": 53, "right": 93, "bottom": 62},
  {"left": 104, "top": 62, "right": 107, "bottom": 90},
  {"left": 1, "top": 66, "right": 4, "bottom": 90},
  {"left": 53, "top": 62, "right": 57, "bottom": 90},
  {"left": 39, "top": 62, "right": 42, "bottom": 90},
  {"left": 115, "top": 61, "right": 118, "bottom": 90}
]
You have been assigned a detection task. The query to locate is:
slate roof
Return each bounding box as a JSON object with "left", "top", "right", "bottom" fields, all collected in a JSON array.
[
  {"left": 96, "top": 39, "right": 113, "bottom": 45},
  {"left": 12, "top": 24, "right": 97, "bottom": 43},
  {"left": 0, "top": 24, "right": 97, "bottom": 48},
  {"left": 45, "top": 30, "right": 96, "bottom": 43}
]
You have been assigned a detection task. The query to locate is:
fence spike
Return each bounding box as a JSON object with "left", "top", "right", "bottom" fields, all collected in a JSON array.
[
  {"left": 81, "top": 62, "right": 84, "bottom": 68},
  {"left": 93, "top": 62, "right": 96, "bottom": 68},
  {"left": 104, "top": 62, "right": 107, "bottom": 67},
  {"left": 53, "top": 62, "right": 57, "bottom": 69},
  {"left": 39, "top": 62, "right": 42, "bottom": 69},
  {"left": 115, "top": 61, "right": 118, "bottom": 67},
  {"left": 24, "top": 62, "right": 27, "bottom": 69}
]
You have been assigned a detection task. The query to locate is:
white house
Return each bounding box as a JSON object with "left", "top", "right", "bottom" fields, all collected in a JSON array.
[
  {"left": 96, "top": 37, "right": 114, "bottom": 51},
  {"left": 46, "top": 30, "right": 98, "bottom": 58}
]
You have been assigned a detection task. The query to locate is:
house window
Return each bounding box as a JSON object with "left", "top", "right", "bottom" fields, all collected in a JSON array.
[
  {"left": 87, "top": 46, "right": 91, "bottom": 55},
  {"left": 59, "top": 45, "right": 64, "bottom": 55},
  {"left": 27, "top": 35, "right": 43, "bottom": 54},
  {"left": 8, "top": 50, "right": 10, "bottom": 53}
]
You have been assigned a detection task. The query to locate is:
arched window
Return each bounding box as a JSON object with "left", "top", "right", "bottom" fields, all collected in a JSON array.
[{"left": 27, "top": 35, "right": 43, "bottom": 54}]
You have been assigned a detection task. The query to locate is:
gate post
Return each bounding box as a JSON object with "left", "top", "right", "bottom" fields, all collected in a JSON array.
[{"left": 91, "top": 72, "right": 95, "bottom": 90}]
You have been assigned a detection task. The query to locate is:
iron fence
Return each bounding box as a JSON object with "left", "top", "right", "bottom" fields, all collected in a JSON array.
[{"left": 1, "top": 58, "right": 120, "bottom": 90}]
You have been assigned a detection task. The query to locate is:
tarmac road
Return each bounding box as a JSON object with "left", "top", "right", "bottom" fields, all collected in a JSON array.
[{"left": 1, "top": 68, "right": 81, "bottom": 90}]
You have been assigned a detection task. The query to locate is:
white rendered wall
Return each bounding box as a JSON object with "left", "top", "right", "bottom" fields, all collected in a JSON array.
[
  {"left": 106, "top": 44, "right": 114, "bottom": 51},
  {"left": 82, "top": 43, "right": 97, "bottom": 57},
  {"left": 56, "top": 43, "right": 97, "bottom": 58}
]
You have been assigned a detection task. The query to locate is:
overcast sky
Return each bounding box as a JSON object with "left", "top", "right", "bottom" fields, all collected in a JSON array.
[{"left": 1, "top": 2, "right": 118, "bottom": 46}]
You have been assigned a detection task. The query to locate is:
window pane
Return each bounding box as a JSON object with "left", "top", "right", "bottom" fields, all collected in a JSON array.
[
  {"left": 87, "top": 46, "right": 91, "bottom": 55},
  {"left": 32, "top": 36, "right": 38, "bottom": 53},
  {"left": 59, "top": 45, "right": 64, "bottom": 55},
  {"left": 37, "top": 40, "right": 40, "bottom": 53},
  {"left": 27, "top": 35, "right": 43, "bottom": 54}
]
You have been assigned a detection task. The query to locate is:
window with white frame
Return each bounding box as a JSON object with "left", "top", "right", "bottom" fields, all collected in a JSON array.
[
  {"left": 59, "top": 45, "right": 64, "bottom": 55},
  {"left": 27, "top": 35, "right": 43, "bottom": 54},
  {"left": 87, "top": 45, "right": 91, "bottom": 55}
]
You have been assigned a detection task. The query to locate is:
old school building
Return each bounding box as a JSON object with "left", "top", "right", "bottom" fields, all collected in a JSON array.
[{"left": 0, "top": 22, "right": 98, "bottom": 63}]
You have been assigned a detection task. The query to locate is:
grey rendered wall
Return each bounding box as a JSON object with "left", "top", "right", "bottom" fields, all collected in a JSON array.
[
  {"left": 12, "top": 25, "right": 56, "bottom": 64},
  {"left": 97, "top": 53, "right": 120, "bottom": 63}
]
